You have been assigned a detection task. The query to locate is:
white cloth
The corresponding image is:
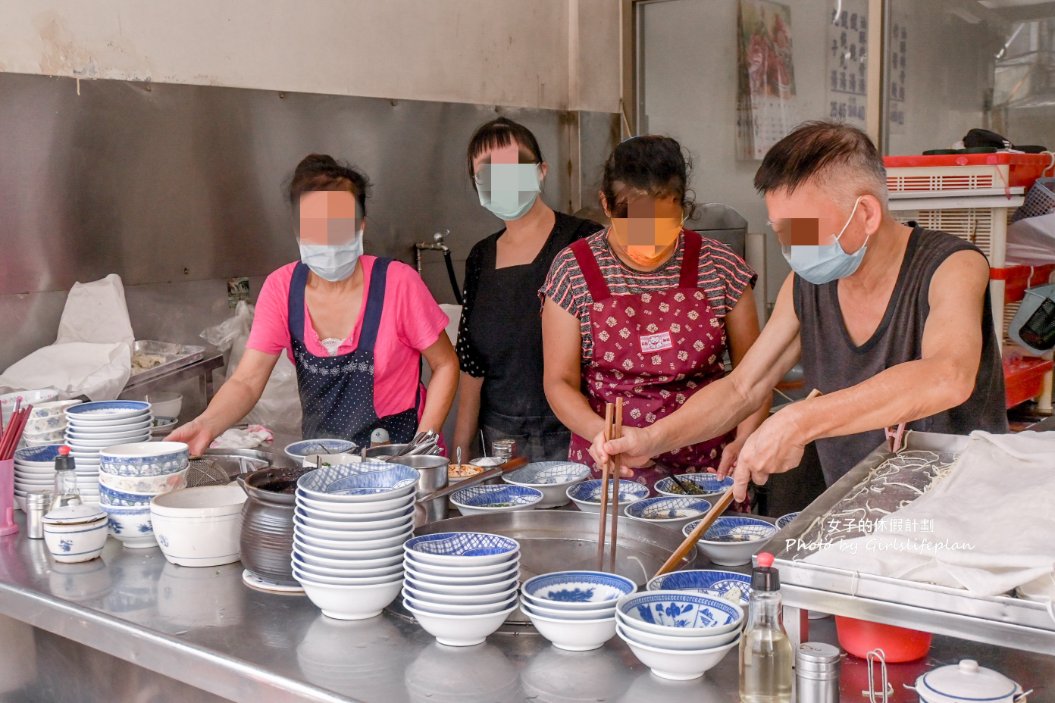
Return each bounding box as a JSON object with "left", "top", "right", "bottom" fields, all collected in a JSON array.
[
  {"left": 1007, "top": 213, "right": 1055, "bottom": 266},
  {"left": 0, "top": 274, "right": 134, "bottom": 401},
  {"left": 804, "top": 431, "right": 1055, "bottom": 597},
  {"left": 209, "top": 425, "right": 274, "bottom": 450}
]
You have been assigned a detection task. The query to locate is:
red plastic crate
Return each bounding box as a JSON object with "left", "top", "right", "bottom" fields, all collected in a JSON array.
[
  {"left": 991, "top": 264, "right": 1055, "bottom": 303},
  {"left": 884, "top": 153, "right": 1054, "bottom": 192},
  {"left": 1004, "top": 355, "right": 1054, "bottom": 409}
]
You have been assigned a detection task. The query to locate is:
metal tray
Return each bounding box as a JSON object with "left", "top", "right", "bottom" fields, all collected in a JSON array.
[
  {"left": 387, "top": 509, "right": 701, "bottom": 628},
  {"left": 129, "top": 340, "right": 207, "bottom": 384},
  {"left": 766, "top": 431, "right": 1055, "bottom": 655}
]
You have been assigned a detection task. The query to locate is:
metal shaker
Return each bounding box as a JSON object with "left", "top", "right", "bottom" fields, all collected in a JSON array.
[
  {"left": 796, "top": 642, "right": 841, "bottom": 703},
  {"left": 25, "top": 491, "right": 50, "bottom": 539}
]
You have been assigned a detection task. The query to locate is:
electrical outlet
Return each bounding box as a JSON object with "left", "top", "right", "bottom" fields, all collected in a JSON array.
[{"left": 227, "top": 277, "right": 250, "bottom": 308}]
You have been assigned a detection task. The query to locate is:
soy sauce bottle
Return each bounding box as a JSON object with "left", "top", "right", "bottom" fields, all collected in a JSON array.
[
  {"left": 49, "top": 446, "right": 82, "bottom": 512},
  {"left": 739, "top": 552, "right": 793, "bottom": 702}
]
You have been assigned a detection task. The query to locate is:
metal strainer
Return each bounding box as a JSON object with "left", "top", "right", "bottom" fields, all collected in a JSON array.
[{"left": 186, "top": 449, "right": 276, "bottom": 487}]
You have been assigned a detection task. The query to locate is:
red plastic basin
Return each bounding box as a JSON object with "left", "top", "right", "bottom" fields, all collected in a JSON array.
[{"left": 835, "top": 615, "right": 932, "bottom": 662}]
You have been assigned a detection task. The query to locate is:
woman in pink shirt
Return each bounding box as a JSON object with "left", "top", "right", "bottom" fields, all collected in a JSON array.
[{"left": 170, "top": 154, "right": 458, "bottom": 455}]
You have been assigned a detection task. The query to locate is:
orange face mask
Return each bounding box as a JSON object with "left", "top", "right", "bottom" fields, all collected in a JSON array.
[{"left": 609, "top": 195, "right": 684, "bottom": 267}]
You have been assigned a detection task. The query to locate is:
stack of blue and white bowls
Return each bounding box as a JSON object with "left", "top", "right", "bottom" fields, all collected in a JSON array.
[
  {"left": 98, "top": 441, "right": 190, "bottom": 548},
  {"left": 402, "top": 531, "right": 520, "bottom": 646},
  {"left": 293, "top": 462, "right": 418, "bottom": 620},
  {"left": 520, "top": 570, "right": 636, "bottom": 651},
  {"left": 65, "top": 400, "right": 153, "bottom": 502}
]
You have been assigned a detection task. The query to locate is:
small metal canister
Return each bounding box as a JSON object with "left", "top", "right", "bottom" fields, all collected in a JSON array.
[
  {"left": 25, "top": 491, "right": 51, "bottom": 540},
  {"left": 796, "top": 642, "right": 841, "bottom": 703},
  {"left": 491, "top": 439, "right": 517, "bottom": 461}
]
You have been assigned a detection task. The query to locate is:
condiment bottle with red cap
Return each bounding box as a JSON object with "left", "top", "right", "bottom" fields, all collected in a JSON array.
[
  {"left": 49, "top": 445, "right": 82, "bottom": 512},
  {"left": 739, "top": 551, "right": 793, "bottom": 702}
]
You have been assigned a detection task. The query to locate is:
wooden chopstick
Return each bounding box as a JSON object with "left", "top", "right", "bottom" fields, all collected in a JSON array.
[
  {"left": 596, "top": 403, "right": 615, "bottom": 570},
  {"left": 653, "top": 488, "right": 735, "bottom": 578},
  {"left": 609, "top": 398, "right": 623, "bottom": 572}
]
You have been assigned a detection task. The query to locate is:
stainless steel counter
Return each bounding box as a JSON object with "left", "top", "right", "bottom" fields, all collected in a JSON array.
[{"left": 1, "top": 509, "right": 1054, "bottom": 702}]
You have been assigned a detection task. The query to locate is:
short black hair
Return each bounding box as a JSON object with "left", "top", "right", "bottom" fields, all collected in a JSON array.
[
  {"left": 287, "top": 153, "right": 370, "bottom": 215},
  {"left": 753, "top": 121, "right": 886, "bottom": 198},
  {"left": 601, "top": 135, "right": 696, "bottom": 219},
  {"left": 466, "top": 117, "right": 544, "bottom": 191}
]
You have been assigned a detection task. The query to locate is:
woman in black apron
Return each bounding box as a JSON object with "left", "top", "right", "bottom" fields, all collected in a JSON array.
[{"left": 170, "top": 154, "right": 458, "bottom": 455}]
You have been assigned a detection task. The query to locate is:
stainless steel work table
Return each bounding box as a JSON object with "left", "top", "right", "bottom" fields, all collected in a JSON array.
[{"left": 2, "top": 507, "right": 1054, "bottom": 702}]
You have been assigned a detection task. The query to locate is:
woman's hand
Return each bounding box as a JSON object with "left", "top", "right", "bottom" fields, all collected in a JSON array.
[
  {"left": 716, "top": 433, "right": 748, "bottom": 479},
  {"left": 589, "top": 425, "right": 656, "bottom": 476},
  {"left": 166, "top": 417, "right": 220, "bottom": 456}
]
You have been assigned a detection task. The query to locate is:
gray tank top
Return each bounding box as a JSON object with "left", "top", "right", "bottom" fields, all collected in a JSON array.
[{"left": 794, "top": 226, "right": 1007, "bottom": 485}]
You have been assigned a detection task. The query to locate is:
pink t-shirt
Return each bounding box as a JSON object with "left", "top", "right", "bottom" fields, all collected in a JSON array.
[{"left": 246, "top": 257, "right": 449, "bottom": 418}]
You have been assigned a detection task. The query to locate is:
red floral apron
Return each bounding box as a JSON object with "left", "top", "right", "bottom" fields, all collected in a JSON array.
[{"left": 567, "top": 230, "right": 733, "bottom": 490}]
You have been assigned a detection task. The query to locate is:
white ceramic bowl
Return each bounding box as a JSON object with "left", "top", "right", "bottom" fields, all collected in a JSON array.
[
  {"left": 284, "top": 439, "right": 358, "bottom": 462},
  {"left": 404, "top": 559, "right": 519, "bottom": 584},
  {"left": 296, "top": 550, "right": 404, "bottom": 574},
  {"left": 403, "top": 531, "right": 520, "bottom": 567},
  {"left": 295, "top": 500, "right": 413, "bottom": 524},
  {"left": 613, "top": 617, "right": 739, "bottom": 650},
  {"left": 2, "top": 389, "right": 59, "bottom": 420},
  {"left": 98, "top": 442, "right": 189, "bottom": 478},
  {"left": 101, "top": 503, "right": 157, "bottom": 548},
  {"left": 653, "top": 472, "right": 735, "bottom": 498},
  {"left": 521, "top": 600, "right": 617, "bottom": 651},
  {"left": 624, "top": 496, "right": 713, "bottom": 530},
  {"left": 403, "top": 582, "right": 516, "bottom": 607},
  {"left": 520, "top": 598, "right": 615, "bottom": 621},
  {"left": 295, "top": 491, "right": 415, "bottom": 515},
  {"left": 67, "top": 434, "right": 153, "bottom": 449},
  {"left": 616, "top": 591, "right": 744, "bottom": 637},
  {"left": 403, "top": 598, "right": 517, "bottom": 647},
  {"left": 294, "top": 529, "right": 411, "bottom": 552},
  {"left": 297, "top": 462, "right": 419, "bottom": 504},
  {"left": 405, "top": 570, "right": 518, "bottom": 595},
  {"left": 566, "top": 479, "right": 650, "bottom": 514},
  {"left": 615, "top": 623, "right": 739, "bottom": 680},
  {"left": 22, "top": 427, "right": 66, "bottom": 443},
  {"left": 144, "top": 391, "right": 182, "bottom": 418},
  {"left": 450, "top": 484, "right": 543, "bottom": 515},
  {"left": 293, "top": 538, "right": 403, "bottom": 562},
  {"left": 298, "top": 577, "right": 403, "bottom": 620},
  {"left": 99, "top": 468, "right": 188, "bottom": 495},
  {"left": 502, "top": 461, "right": 592, "bottom": 509},
  {"left": 42, "top": 506, "right": 109, "bottom": 563},
  {"left": 521, "top": 570, "right": 637, "bottom": 611},
  {"left": 149, "top": 484, "right": 247, "bottom": 567},
  {"left": 67, "top": 419, "right": 153, "bottom": 435},
  {"left": 293, "top": 506, "right": 414, "bottom": 531},
  {"left": 293, "top": 516, "right": 413, "bottom": 542},
  {"left": 292, "top": 563, "right": 403, "bottom": 586},
  {"left": 684, "top": 516, "right": 778, "bottom": 567},
  {"left": 27, "top": 399, "right": 82, "bottom": 420}
]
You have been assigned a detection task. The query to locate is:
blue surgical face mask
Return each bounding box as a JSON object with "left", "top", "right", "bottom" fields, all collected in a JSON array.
[
  {"left": 476, "top": 163, "right": 542, "bottom": 221},
  {"left": 782, "top": 197, "right": 868, "bottom": 285},
  {"left": 298, "top": 229, "right": 363, "bottom": 282}
]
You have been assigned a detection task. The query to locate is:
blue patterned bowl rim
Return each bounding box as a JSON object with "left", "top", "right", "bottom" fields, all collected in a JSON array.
[
  {"left": 65, "top": 400, "right": 151, "bottom": 416},
  {"left": 99, "top": 442, "right": 189, "bottom": 460},
  {"left": 504, "top": 461, "right": 591, "bottom": 487},
  {"left": 450, "top": 484, "right": 543, "bottom": 508},
  {"left": 298, "top": 462, "right": 419, "bottom": 496},
  {"left": 522, "top": 570, "right": 636, "bottom": 602},
  {"left": 15, "top": 445, "right": 63, "bottom": 464},
  {"left": 617, "top": 590, "right": 743, "bottom": 629},
  {"left": 654, "top": 473, "right": 735, "bottom": 495},
  {"left": 684, "top": 516, "right": 778, "bottom": 543},
  {"left": 285, "top": 439, "right": 358, "bottom": 458},
  {"left": 567, "top": 479, "right": 649, "bottom": 503},
  {"left": 775, "top": 512, "right": 800, "bottom": 529},
  {"left": 646, "top": 570, "right": 752, "bottom": 605},
  {"left": 404, "top": 531, "right": 520, "bottom": 558},
  {"left": 624, "top": 496, "right": 713, "bottom": 520}
]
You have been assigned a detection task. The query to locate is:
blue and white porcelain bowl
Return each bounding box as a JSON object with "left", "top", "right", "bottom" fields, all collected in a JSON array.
[
  {"left": 296, "top": 490, "right": 414, "bottom": 516},
  {"left": 614, "top": 617, "right": 739, "bottom": 651},
  {"left": 502, "top": 461, "right": 591, "bottom": 509},
  {"left": 403, "top": 597, "right": 518, "bottom": 647},
  {"left": 99, "top": 484, "right": 156, "bottom": 507},
  {"left": 616, "top": 590, "right": 744, "bottom": 637},
  {"left": 41, "top": 504, "right": 109, "bottom": 564},
  {"left": 284, "top": 439, "right": 358, "bottom": 461},
  {"left": 654, "top": 473, "right": 735, "bottom": 498},
  {"left": 566, "top": 479, "right": 649, "bottom": 514},
  {"left": 293, "top": 505, "right": 414, "bottom": 532},
  {"left": 403, "top": 581, "right": 517, "bottom": 608},
  {"left": 450, "top": 484, "right": 543, "bottom": 515},
  {"left": 98, "top": 467, "right": 188, "bottom": 495},
  {"left": 645, "top": 569, "right": 752, "bottom": 607},
  {"left": 101, "top": 503, "right": 157, "bottom": 548},
  {"left": 615, "top": 623, "right": 740, "bottom": 681},
  {"left": 404, "top": 556, "right": 519, "bottom": 581},
  {"left": 521, "top": 571, "right": 636, "bottom": 611},
  {"left": 685, "top": 516, "right": 778, "bottom": 567},
  {"left": 775, "top": 512, "right": 800, "bottom": 530},
  {"left": 99, "top": 442, "right": 190, "bottom": 478},
  {"left": 404, "top": 532, "right": 520, "bottom": 567},
  {"left": 65, "top": 400, "right": 151, "bottom": 422},
  {"left": 67, "top": 423, "right": 154, "bottom": 442},
  {"left": 624, "top": 496, "right": 713, "bottom": 530},
  {"left": 295, "top": 497, "right": 414, "bottom": 524},
  {"left": 297, "top": 462, "right": 418, "bottom": 503},
  {"left": 522, "top": 599, "right": 620, "bottom": 651},
  {"left": 293, "top": 516, "right": 414, "bottom": 543},
  {"left": 405, "top": 572, "right": 518, "bottom": 597},
  {"left": 14, "top": 444, "right": 63, "bottom": 467}
]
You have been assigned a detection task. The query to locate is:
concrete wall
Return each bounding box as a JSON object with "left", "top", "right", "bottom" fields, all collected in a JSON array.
[{"left": 0, "top": 0, "right": 621, "bottom": 112}]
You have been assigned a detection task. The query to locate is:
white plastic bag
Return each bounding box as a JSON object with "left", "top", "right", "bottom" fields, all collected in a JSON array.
[{"left": 201, "top": 301, "right": 302, "bottom": 437}]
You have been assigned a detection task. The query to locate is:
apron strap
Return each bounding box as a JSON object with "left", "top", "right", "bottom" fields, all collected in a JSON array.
[
  {"left": 357, "top": 257, "right": 392, "bottom": 353},
  {"left": 287, "top": 262, "right": 311, "bottom": 343},
  {"left": 570, "top": 239, "right": 612, "bottom": 301},
  {"left": 679, "top": 229, "right": 702, "bottom": 289}
]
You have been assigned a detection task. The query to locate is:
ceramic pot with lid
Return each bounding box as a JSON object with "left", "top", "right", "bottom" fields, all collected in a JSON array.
[
  {"left": 42, "top": 504, "right": 108, "bottom": 563},
  {"left": 912, "top": 659, "right": 1028, "bottom": 703},
  {"left": 238, "top": 466, "right": 311, "bottom": 587}
]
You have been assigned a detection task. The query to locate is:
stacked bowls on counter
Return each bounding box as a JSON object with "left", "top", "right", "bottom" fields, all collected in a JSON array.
[
  {"left": 292, "top": 462, "right": 418, "bottom": 620},
  {"left": 682, "top": 516, "right": 778, "bottom": 567},
  {"left": 98, "top": 442, "right": 189, "bottom": 549},
  {"left": 13, "top": 445, "right": 100, "bottom": 509},
  {"left": 64, "top": 401, "right": 153, "bottom": 500},
  {"left": 520, "top": 571, "right": 636, "bottom": 651},
  {"left": 22, "top": 399, "right": 82, "bottom": 447},
  {"left": 501, "top": 461, "right": 591, "bottom": 509},
  {"left": 402, "top": 532, "right": 520, "bottom": 646},
  {"left": 616, "top": 590, "right": 744, "bottom": 680}
]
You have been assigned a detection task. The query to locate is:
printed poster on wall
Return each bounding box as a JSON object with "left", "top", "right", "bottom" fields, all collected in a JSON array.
[
  {"left": 826, "top": 0, "right": 868, "bottom": 128},
  {"left": 736, "top": 0, "right": 798, "bottom": 160},
  {"left": 888, "top": 9, "right": 909, "bottom": 132}
]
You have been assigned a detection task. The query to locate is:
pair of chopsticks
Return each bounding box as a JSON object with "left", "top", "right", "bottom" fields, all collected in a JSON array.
[
  {"left": 596, "top": 398, "right": 623, "bottom": 571},
  {"left": 0, "top": 398, "right": 32, "bottom": 461},
  {"left": 652, "top": 388, "right": 824, "bottom": 578}
]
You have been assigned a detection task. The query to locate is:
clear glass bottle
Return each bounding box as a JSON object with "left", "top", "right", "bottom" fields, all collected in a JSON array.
[
  {"left": 740, "top": 551, "right": 793, "bottom": 702},
  {"left": 49, "top": 445, "right": 82, "bottom": 512}
]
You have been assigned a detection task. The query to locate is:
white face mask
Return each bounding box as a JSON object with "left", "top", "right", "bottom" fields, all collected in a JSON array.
[
  {"left": 476, "top": 163, "right": 542, "bottom": 221},
  {"left": 298, "top": 230, "right": 363, "bottom": 282}
]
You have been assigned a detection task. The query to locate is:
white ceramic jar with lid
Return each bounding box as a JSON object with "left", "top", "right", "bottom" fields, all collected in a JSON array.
[
  {"left": 914, "top": 659, "right": 1028, "bottom": 703},
  {"left": 42, "top": 504, "right": 108, "bottom": 563}
]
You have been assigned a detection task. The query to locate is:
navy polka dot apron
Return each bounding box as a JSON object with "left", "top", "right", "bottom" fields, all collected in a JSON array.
[{"left": 288, "top": 260, "right": 419, "bottom": 446}]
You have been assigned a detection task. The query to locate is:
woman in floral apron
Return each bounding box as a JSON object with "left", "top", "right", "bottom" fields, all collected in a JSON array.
[{"left": 541, "top": 136, "right": 769, "bottom": 492}]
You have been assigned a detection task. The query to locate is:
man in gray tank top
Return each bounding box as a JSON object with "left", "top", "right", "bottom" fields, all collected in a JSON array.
[{"left": 590, "top": 122, "right": 1007, "bottom": 499}]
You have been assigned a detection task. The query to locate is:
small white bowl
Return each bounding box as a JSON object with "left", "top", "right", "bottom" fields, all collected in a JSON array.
[
  {"left": 615, "top": 623, "right": 739, "bottom": 680},
  {"left": 101, "top": 504, "right": 157, "bottom": 548},
  {"left": 403, "top": 582, "right": 516, "bottom": 607},
  {"left": 520, "top": 598, "right": 615, "bottom": 621},
  {"left": 403, "top": 598, "right": 517, "bottom": 647},
  {"left": 684, "top": 516, "right": 778, "bottom": 567},
  {"left": 294, "top": 500, "right": 413, "bottom": 524},
  {"left": 450, "top": 484, "right": 543, "bottom": 515},
  {"left": 521, "top": 600, "right": 617, "bottom": 651},
  {"left": 403, "top": 592, "right": 516, "bottom": 616},
  {"left": 23, "top": 427, "right": 66, "bottom": 443},
  {"left": 624, "top": 496, "right": 713, "bottom": 531},
  {"left": 292, "top": 564, "right": 403, "bottom": 587},
  {"left": 293, "top": 538, "right": 403, "bottom": 562},
  {"left": 405, "top": 572, "right": 518, "bottom": 597},
  {"left": 293, "top": 506, "right": 413, "bottom": 531},
  {"left": 404, "top": 558, "right": 519, "bottom": 584},
  {"left": 28, "top": 399, "right": 82, "bottom": 420},
  {"left": 298, "top": 577, "right": 403, "bottom": 620},
  {"left": 294, "top": 529, "right": 411, "bottom": 552},
  {"left": 144, "top": 391, "right": 182, "bottom": 418},
  {"left": 403, "top": 531, "right": 520, "bottom": 567},
  {"left": 566, "top": 479, "right": 650, "bottom": 514},
  {"left": 295, "top": 491, "right": 415, "bottom": 515},
  {"left": 293, "top": 550, "right": 403, "bottom": 576},
  {"left": 613, "top": 616, "right": 739, "bottom": 651},
  {"left": 502, "top": 461, "right": 591, "bottom": 509},
  {"left": 653, "top": 472, "right": 735, "bottom": 499},
  {"left": 293, "top": 516, "right": 413, "bottom": 542},
  {"left": 42, "top": 505, "right": 109, "bottom": 563},
  {"left": 521, "top": 570, "right": 636, "bottom": 611},
  {"left": 99, "top": 468, "right": 188, "bottom": 495},
  {"left": 616, "top": 591, "right": 744, "bottom": 637}
]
